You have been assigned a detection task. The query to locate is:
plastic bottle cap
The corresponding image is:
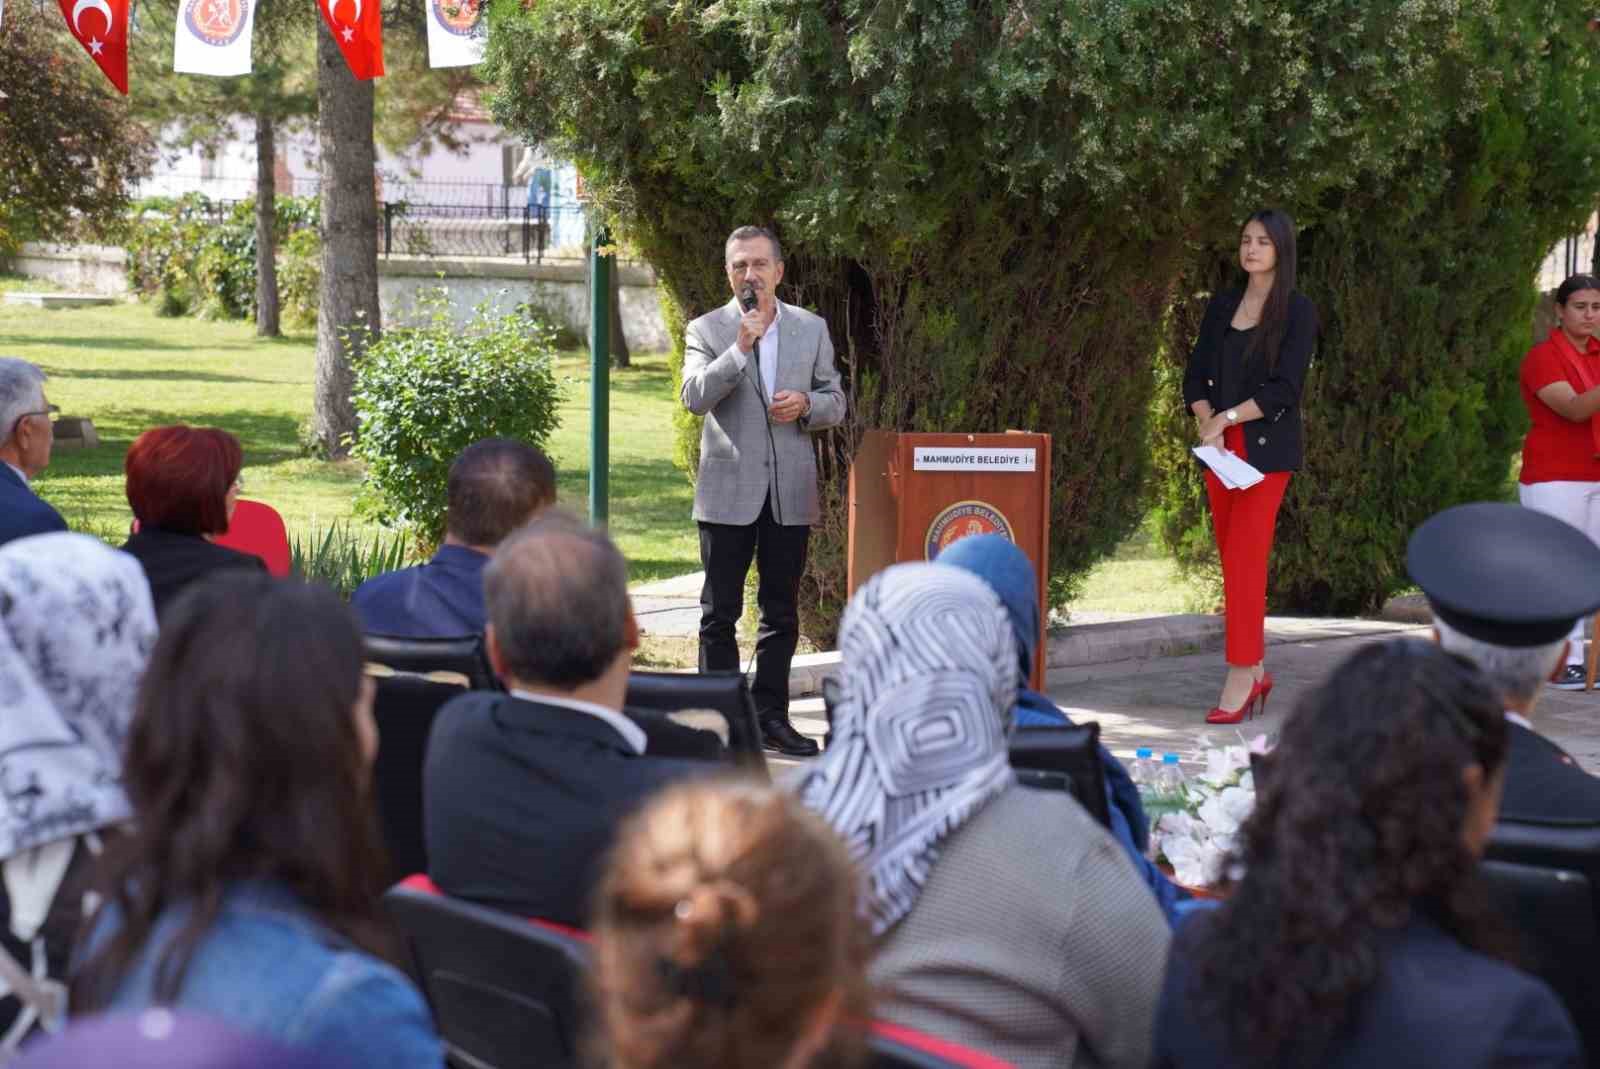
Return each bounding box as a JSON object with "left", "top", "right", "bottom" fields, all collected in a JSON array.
[
  {"left": 1135, "top": 748, "right": 1153, "bottom": 758},
  {"left": 1162, "top": 753, "right": 1180, "bottom": 764}
]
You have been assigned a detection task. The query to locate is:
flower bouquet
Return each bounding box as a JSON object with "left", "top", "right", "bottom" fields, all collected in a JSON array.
[{"left": 1146, "top": 735, "right": 1269, "bottom": 890}]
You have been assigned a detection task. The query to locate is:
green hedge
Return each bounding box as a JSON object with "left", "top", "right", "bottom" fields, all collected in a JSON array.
[
  {"left": 1151, "top": 18, "right": 1600, "bottom": 615},
  {"left": 124, "top": 194, "right": 319, "bottom": 324},
  {"left": 483, "top": 0, "right": 1592, "bottom": 639}
]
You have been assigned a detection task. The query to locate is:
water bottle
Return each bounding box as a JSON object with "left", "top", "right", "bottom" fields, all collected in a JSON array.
[
  {"left": 1144, "top": 752, "right": 1189, "bottom": 824},
  {"left": 1131, "top": 747, "right": 1155, "bottom": 788}
]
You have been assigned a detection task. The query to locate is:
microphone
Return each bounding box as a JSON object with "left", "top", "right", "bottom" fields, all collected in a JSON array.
[{"left": 739, "top": 282, "right": 761, "bottom": 364}]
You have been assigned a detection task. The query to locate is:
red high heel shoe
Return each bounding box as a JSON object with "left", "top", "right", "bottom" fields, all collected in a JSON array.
[
  {"left": 1205, "top": 678, "right": 1264, "bottom": 725},
  {"left": 1256, "top": 671, "right": 1274, "bottom": 714}
]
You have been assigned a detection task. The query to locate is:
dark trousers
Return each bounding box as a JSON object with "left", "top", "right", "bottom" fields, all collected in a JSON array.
[{"left": 698, "top": 499, "right": 810, "bottom": 719}]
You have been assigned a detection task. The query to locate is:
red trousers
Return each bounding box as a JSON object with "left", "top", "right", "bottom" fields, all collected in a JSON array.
[{"left": 1204, "top": 425, "right": 1291, "bottom": 667}]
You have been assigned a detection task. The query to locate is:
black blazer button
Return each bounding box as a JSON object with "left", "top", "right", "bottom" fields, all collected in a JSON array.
[
  {"left": 1207, "top": 379, "right": 1214, "bottom": 387},
  {"left": 1258, "top": 436, "right": 1267, "bottom": 446}
]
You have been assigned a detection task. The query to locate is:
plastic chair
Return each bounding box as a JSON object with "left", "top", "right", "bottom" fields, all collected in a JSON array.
[
  {"left": 365, "top": 633, "right": 499, "bottom": 692},
  {"left": 868, "top": 1020, "right": 1017, "bottom": 1069},
  {"left": 214, "top": 499, "right": 291, "bottom": 577},
  {"left": 1481, "top": 821, "right": 1600, "bottom": 1064},
  {"left": 384, "top": 877, "right": 591, "bottom": 1069},
  {"left": 624, "top": 671, "right": 767, "bottom": 775},
  {"left": 370, "top": 672, "right": 468, "bottom": 882},
  {"left": 1008, "top": 724, "right": 1111, "bottom": 828}
]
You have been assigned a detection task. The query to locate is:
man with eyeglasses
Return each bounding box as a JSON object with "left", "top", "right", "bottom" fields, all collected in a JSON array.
[{"left": 0, "top": 357, "right": 65, "bottom": 546}]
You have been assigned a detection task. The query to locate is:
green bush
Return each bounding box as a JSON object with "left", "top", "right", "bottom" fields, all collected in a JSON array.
[
  {"left": 350, "top": 289, "right": 564, "bottom": 546},
  {"left": 279, "top": 227, "right": 322, "bottom": 329},
  {"left": 124, "top": 193, "right": 320, "bottom": 323},
  {"left": 1150, "top": 18, "right": 1600, "bottom": 615},
  {"left": 483, "top": 0, "right": 1530, "bottom": 642},
  {"left": 290, "top": 521, "right": 415, "bottom": 599}
]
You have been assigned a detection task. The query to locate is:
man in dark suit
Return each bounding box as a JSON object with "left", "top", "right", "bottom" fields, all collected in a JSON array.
[
  {"left": 352, "top": 439, "right": 556, "bottom": 639},
  {"left": 0, "top": 358, "right": 66, "bottom": 546},
  {"left": 1409, "top": 502, "right": 1600, "bottom": 822},
  {"left": 424, "top": 511, "right": 703, "bottom": 927}
]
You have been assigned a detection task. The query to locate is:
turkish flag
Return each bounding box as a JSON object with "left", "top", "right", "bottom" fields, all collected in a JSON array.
[
  {"left": 319, "top": 0, "right": 384, "bottom": 80},
  {"left": 57, "top": 0, "right": 130, "bottom": 94}
]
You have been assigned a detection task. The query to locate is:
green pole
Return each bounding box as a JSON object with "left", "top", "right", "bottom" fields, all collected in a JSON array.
[{"left": 589, "top": 225, "right": 612, "bottom": 526}]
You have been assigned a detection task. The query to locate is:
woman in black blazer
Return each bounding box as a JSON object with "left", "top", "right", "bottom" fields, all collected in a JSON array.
[
  {"left": 1153, "top": 640, "right": 1581, "bottom": 1069},
  {"left": 1181, "top": 209, "right": 1316, "bottom": 723}
]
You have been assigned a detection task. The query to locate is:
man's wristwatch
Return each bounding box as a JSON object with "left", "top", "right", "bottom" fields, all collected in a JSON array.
[{"left": 1225, "top": 408, "right": 1239, "bottom": 423}]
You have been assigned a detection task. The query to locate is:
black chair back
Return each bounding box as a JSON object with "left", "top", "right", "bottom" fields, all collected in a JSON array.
[
  {"left": 1008, "top": 724, "right": 1110, "bottom": 827},
  {"left": 371, "top": 673, "right": 465, "bottom": 882},
  {"left": 365, "top": 633, "right": 499, "bottom": 691},
  {"left": 624, "top": 671, "right": 767, "bottom": 775},
  {"left": 1483, "top": 820, "right": 1600, "bottom": 1065},
  {"left": 384, "top": 883, "right": 591, "bottom": 1069}
]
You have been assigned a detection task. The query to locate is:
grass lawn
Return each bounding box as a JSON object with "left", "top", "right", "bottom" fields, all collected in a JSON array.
[
  {"left": 0, "top": 283, "right": 696, "bottom": 580},
  {"left": 0, "top": 278, "right": 1201, "bottom": 614}
]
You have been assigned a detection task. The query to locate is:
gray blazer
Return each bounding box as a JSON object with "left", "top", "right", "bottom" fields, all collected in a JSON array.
[
  {"left": 680, "top": 298, "right": 846, "bottom": 526},
  {"left": 870, "top": 785, "right": 1170, "bottom": 1069}
]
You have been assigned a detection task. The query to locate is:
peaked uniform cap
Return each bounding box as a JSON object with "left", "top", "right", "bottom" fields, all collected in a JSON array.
[{"left": 1406, "top": 502, "right": 1600, "bottom": 647}]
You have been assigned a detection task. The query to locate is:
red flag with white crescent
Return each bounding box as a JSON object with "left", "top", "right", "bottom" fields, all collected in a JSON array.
[
  {"left": 57, "top": 0, "right": 130, "bottom": 94},
  {"left": 318, "top": 0, "right": 384, "bottom": 80}
]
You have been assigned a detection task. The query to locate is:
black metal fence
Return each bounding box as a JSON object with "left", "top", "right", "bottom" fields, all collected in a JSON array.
[{"left": 380, "top": 202, "right": 587, "bottom": 263}]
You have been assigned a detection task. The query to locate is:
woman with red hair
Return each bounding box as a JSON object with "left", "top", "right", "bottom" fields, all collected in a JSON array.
[{"left": 120, "top": 425, "right": 265, "bottom": 616}]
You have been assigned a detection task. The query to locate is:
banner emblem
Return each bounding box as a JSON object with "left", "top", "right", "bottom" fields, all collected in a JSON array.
[
  {"left": 924, "top": 500, "right": 1014, "bottom": 560},
  {"left": 184, "top": 0, "right": 248, "bottom": 46},
  {"left": 430, "top": 0, "right": 479, "bottom": 36}
]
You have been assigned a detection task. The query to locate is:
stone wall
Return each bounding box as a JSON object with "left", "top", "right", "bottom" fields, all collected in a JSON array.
[{"left": 2, "top": 244, "right": 671, "bottom": 352}]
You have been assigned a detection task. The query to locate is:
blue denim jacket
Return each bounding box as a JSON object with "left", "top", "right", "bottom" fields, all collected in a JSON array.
[{"left": 78, "top": 881, "right": 443, "bottom": 1068}]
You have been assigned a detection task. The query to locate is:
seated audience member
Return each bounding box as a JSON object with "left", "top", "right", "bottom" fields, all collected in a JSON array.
[
  {"left": 1408, "top": 502, "right": 1600, "bottom": 821},
  {"left": 0, "top": 357, "right": 66, "bottom": 545},
  {"left": 425, "top": 512, "right": 703, "bottom": 927},
  {"left": 0, "top": 534, "right": 155, "bottom": 1057},
  {"left": 71, "top": 575, "right": 443, "bottom": 1068},
  {"left": 120, "top": 426, "right": 265, "bottom": 616},
  {"left": 591, "top": 779, "right": 869, "bottom": 1069},
  {"left": 1153, "top": 640, "right": 1579, "bottom": 1067},
  {"left": 801, "top": 563, "right": 1169, "bottom": 1069},
  {"left": 14, "top": 1011, "right": 340, "bottom": 1069},
  {"left": 937, "top": 534, "right": 1187, "bottom": 925},
  {"left": 352, "top": 438, "right": 557, "bottom": 638}
]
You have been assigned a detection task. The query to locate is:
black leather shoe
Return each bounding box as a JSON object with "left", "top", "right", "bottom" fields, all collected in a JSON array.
[{"left": 759, "top": 716, "right": 820, "bottom": 757}]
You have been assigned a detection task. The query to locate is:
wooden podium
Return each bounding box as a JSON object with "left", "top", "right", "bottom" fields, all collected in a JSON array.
[{"left": 847, "top": 430, "right": 1052, "bottom": 685}]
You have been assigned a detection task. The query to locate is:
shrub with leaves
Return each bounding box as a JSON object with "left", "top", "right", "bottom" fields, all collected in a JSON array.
[
  {"left": 124, "top": 194, "right": 319, "bottom": 320},
  {"left": 290, "top": 521, "right": 414, "bottom": 599},
  {"left": 483, "top": 0, "right": 1549, "bottom": 643},
  {"left": 351, "top": 290, "right": 563, "bottom": 545}
]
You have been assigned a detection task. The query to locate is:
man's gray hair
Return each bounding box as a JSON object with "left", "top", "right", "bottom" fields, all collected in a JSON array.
[
  {"left": 0, "top": 358, "right": 47, "bottom": 444},
  {"left": 725, "top": 225, "right": 783, "bottom": 264},
  {"left": 1433, "top": 616, "right": 1567, "bottom": 707},
  {"left": 484, "top": 509, "right": 632, "bottom": 690}
]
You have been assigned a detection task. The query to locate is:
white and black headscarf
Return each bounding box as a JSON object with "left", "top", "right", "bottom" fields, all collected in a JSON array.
[
  {"left": 0, "top": 533, "right": 156, "bottom": 861},
  {"left": 799, "top": 562, "right": 1017, "bottom": 935}
]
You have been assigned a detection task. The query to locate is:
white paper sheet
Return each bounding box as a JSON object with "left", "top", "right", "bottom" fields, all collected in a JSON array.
[{"left": 1192, "top": 445, "right": 1264, "bottom": 490}]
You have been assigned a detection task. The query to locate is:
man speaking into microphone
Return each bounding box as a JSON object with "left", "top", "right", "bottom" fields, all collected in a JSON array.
[{"left": 680, "top": 225, "right": 846, "bottom": 757}]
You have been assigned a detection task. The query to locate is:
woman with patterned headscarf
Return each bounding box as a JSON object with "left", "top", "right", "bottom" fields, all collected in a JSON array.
[
  {"left": 799, "top": 563, "right": 1169, "bottom": 1069},
  {"left": 0, "top": 533, "right": 157, "bottom": 1055}
]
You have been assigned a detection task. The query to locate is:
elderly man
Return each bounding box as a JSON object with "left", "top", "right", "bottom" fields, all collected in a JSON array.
[
  {"left": 353, "top": 438, "right": 556, "bottom": 638},
  {"left": 423, "top": 511, "right": 703, "bottom": 927},
  {"left": 680, "top": 225, "right": 846, "bottom": 757},
  {"left": 1408, "top": 501, "right": 1600, "bottom": 821},
  {"left": 0, "top": 357, "right": 65, "bottom": 546}
]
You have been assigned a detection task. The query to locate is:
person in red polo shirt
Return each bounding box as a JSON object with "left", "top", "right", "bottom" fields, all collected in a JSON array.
[{"left": 1519, "top": 271, "right": 1600, "bottom": 688}]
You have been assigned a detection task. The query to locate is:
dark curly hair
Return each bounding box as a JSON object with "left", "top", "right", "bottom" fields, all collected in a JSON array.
[{"left": 1181, "top": 638, "right": 1512, "bottom": 1065}]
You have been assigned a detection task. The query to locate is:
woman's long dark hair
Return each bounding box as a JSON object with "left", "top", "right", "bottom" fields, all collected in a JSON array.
[
  {"left": 1242, "top": 208, "right": 1298, "bottom": 372},
  {"left": 73, "top": 574, "right": 392, "bottom": 1009},
  {"left": 1184, "top": 639, "right": 1511, "bottom": 1065}
]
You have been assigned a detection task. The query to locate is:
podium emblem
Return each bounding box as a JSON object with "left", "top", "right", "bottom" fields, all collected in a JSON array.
[{"left": 925, "top": 500, "right": 1014, "bottom": 560}]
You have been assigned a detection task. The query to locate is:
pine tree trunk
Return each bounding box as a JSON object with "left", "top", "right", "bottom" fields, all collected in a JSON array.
[
  {"left": 609, "top": 262, "right": 630, "bottom": 368},
  {"left": 312, "top": 21, "right": 379, "bottom": 458},
  {"left": 254, "top": 112, "right": 281, "bottom": 338}
]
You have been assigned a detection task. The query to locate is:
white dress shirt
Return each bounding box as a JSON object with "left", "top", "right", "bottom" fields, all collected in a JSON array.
[
  {"left": 732, "top": 300, "right": 783, "bottom": 401},
  {"left": 509, "top": 688, "right": 647, "bottom": 755}
]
